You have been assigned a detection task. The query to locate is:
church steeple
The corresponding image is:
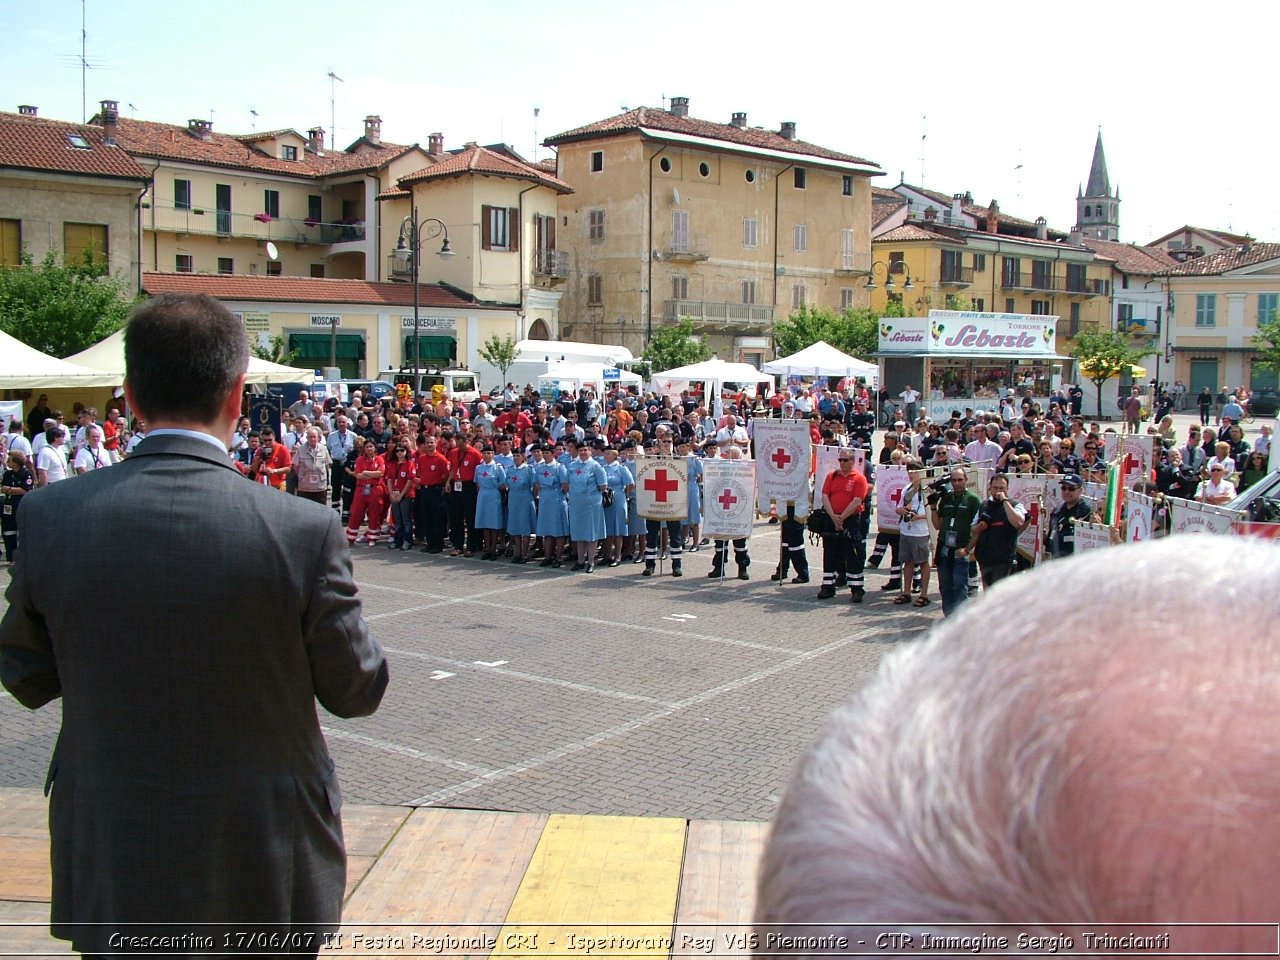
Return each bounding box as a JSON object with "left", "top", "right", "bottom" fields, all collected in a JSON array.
[{"left": 1074, "top": 129, "right": 1119, "bottom": 241}]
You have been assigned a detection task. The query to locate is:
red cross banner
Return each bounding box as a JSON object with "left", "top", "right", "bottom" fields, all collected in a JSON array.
[
  {"left": 874, "top": 464, "right": 912, "bottom": 532},
  {"left": 635, "top": 456, "right": 688, "bottom": 521},
  {"left": 702, "top": 458, "right": 756, "bottom": 540},
  {"left": 751, "top": 417, "right": 811, "bottom": 506},
  {"left": 811, "top": 445, "right": 864, "bottom": 512}
]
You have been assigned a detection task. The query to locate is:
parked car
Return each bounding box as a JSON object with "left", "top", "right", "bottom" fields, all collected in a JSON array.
[
  {"left": 1225, "top": 467, "right": 1280, "bottom": 523},
  {"left": 1247, "top": 388, "right": 1279, "bottom": 418}
]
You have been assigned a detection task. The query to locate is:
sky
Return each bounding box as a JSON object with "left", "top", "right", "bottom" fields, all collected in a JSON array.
[{"left": 4, "top": 0, "right": 1278, "bottom": 245}]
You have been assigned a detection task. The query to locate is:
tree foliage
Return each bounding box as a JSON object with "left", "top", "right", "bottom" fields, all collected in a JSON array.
[
  {"left": 645, "top": 318, "right": 712, "bottom": 372},
  {"left": 250, "top": 334, "right": 301, "bottom": 366},
  {"left": 772, "top": 302, "right": 906, "bottom": 360},
  {"left": 1072, "top": 329, "right": 1147, "bottom": 415},
  {"left": 477, "top": 334, "right": 519, "bottom": 382},
  {"left": 0, "top": 251, "right": 137, "bottom": 357},
  {"left": 1254, "top": 312, "right": 1280, "bottom": 374}
]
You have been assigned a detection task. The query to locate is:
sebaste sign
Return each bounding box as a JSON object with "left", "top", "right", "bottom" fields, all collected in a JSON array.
[{"left": 879, "top": 310, "right": 1059, "bottom": 357}]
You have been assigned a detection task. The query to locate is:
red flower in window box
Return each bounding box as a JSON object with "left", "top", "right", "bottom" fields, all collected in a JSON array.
[
  {"left": 254, "top": 212, "right": 272, "bottom": 223},
  {"left": 304, "top": 217, "right": 318, "bottom": 227}
]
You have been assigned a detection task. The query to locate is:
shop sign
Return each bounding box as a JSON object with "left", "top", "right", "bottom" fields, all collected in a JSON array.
[
  {"left": 310, "top": 315, "right": 342, "bottom": 328},
  {"left": 879, "top": 311, "right": 1058, "bottom": 357},
  {"left": 400, "top": 316, "right": 457, "bottom": 330}
]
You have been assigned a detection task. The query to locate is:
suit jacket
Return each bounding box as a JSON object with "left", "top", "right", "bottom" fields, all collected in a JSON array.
[{"left": 0, "top": 433, "right": 388, "bottom": 952}]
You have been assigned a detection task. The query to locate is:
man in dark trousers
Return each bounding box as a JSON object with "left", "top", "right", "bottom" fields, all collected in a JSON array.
[{"left": 0, "top": 294, "right": 389, "bottom": 958}]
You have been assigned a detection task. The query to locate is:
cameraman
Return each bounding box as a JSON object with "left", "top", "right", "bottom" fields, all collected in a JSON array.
[
  {"left": 930, "top": 466, "right": 981, "bottom": 617},
  {"left": 966, "top": 473, "right": 1028, "bottom": 589},
  {"left": 892, "top": 459, "right": 932, "bottom": 608}
]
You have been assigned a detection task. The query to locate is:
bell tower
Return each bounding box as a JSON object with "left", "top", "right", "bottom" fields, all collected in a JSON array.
[{"left": 1073, "top": 130, "right": 1119, "bottom": 241}]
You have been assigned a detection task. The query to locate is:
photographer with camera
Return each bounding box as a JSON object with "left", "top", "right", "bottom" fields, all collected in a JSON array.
[
  {"left": 930, "top": 466, "right": 981, "bottom": 617},
  {"left": 966, "top": 473, "right": 1028, "bottom": 589},
  {"left": 892, "top": 459, "right": 933, "bottom": 608}
]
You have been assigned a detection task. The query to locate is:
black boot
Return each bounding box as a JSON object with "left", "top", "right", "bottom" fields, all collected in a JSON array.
[{"left": 737, "top": 564, "right": 750, "bottom": 581}]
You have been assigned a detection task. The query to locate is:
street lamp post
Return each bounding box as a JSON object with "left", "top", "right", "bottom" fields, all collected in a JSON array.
[
  {"left": 392, "top": 206, "right": 453, "bottom": 385},
  {"left": 864, "top": 260, "right": 915, "bottom": 296}
]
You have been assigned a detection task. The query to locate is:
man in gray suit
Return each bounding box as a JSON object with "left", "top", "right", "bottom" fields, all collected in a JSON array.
[{"left": 0, "top": 294, "right": 389, "bottom": 957}]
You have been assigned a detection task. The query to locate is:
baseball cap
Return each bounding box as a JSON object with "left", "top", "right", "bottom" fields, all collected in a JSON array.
[{"left": 1060, "top": 473, "right": 1083, "bottom": 488}]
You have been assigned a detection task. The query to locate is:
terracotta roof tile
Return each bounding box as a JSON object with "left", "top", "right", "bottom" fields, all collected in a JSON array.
[
  {"left": 0, "top": 111, "right": 149, "bottom": 181},
  {"left": 1149, "top": 224, "right": 1256, "bottom": 248},
  {"left": 1080, "top": 238, "right": 1179, "bottom": 274},
  {"left": 1160, "top": 243, "right": 1280, "bottom": 276},
  {"left": 875, "top": 223, "right": 963, "bottom": 244},
  {"left": 897, "top": 182, "right": 1063, "bottom": 236},
  {"left": 872, "top": 195, "right": 907, "bottom": 229},
  {"left": 141, "top": 272, "right": 505, "bottom": 309},
  {"left": 545, "top": 107, "right": 880, "bottom": 170},
  {"left": 236, "top": 127, "right": 299, "bottom": 142},
  {"left": 398, "top": 143, "right": 572, "bottom": 193}
]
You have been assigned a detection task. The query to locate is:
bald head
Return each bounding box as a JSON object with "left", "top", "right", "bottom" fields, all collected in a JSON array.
[{"left": 757, "top": 537, "right": 1280, "bottom": 951}]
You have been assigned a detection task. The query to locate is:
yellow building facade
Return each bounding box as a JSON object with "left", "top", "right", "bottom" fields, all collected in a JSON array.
[{"left": 546, "top": 100, "right": 880, "bottom": 364}]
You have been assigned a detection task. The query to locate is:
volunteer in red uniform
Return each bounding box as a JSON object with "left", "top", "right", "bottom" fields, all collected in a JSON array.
[
  {"left": 446, "top": 434, "right": 484, "bottom": 556},
  {"left": 385, "top": 443, "right": 417, "bottom": 551},
  {"left": 413, "top": 434, "right": 451, "bottom": 554},
  {"left": 817, "top": 449, "right": 869, "bottom": 602},
  {"left": 347, "top": 439, "right": 387, "bottom": 546}
]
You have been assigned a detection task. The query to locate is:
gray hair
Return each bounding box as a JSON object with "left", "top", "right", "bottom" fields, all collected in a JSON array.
[{"left": 756, "top": 537, "right": 1280, "bottom": 951}]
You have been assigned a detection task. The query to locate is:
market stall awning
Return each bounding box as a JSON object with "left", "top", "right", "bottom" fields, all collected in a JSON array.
[
  {"left": 0, "top": 329, "right": 121, "bottom": 389},
  {"left": 1078, "top": 359, "right": 1147, "bottom": 378},
  {"left": 68, "top": 329, "right": 316, "bottom": 385},
  {"left": 762, "top": 341, "right": 878, "bottom": 378}
]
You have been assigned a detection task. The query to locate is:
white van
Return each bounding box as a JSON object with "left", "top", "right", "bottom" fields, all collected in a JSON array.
[{"left": 380, "top": 368, "right": 480, "bottom": 403}]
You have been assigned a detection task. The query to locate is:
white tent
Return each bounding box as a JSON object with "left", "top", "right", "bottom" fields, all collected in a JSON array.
[
  {"left": 649, "top": 358, "right": 768, "bottom": 420},
  {"left": 536, "top": 361, "right": 642, "bottom": 390},
  {"left": 0, "top": 329, "right": 121, "bottom": 389},
  {"left": 761, "top": 341, "right": 878, "bottom": 381},
  {"left": 65, "top": 329, "right": 315, "bottom": 385}
]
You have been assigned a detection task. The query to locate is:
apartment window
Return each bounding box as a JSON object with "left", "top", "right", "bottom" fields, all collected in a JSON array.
[
  {"left": 1069, "top": 303, "right": 1081, "bottom": 326},
  {"left": 1196, "top": 293, "right": 1216, "bottom": 327},
  {"left": 840, "top": 287, "right": 855, "bottom": 310},
  {"left": 698, "top": 161, "right": 710, "bottom": 178},
  {"left": 310, "top": 263, "right": 325, "bottom": 278},
  {"left": 587, "top": 273, "right": 603, "bottom": 305},
  {"left": 63, "top": 222, "right": 107, "bottom": 267},
  {"left": 308, "top": 195, "right": 322, "bottom": 223},
  {"left": 888, "top": 251, "right": 905, "bottom": 273},
  {"left": 941, "top": 248, "right": 962, "bottom": 282},
  {"left": 1258, "top": 293, "right": 1279, "bottom": 324},
  {"left": 1005, "top": 298, "right": 1016, "bottom": 313},
  {"left": 841, "top": 175, "right": 853, "bottom": 197},
  {"left": 0, "top": 218, "right": 19, "bottom": 267},
  {"left": 659, "top": 156, "right": 672, "bottom": 173},
  {"left": 1031, "top": 299, "right": 1050, "bottom": 316},
  {"left": 972, "top": 253, "right": 986, "bottom": 272},
  {"left": 281, "top": 145, "right": 298, "bottom": 161},
  {"left": 267, "top": 260, "right": 283, "bottom": 276},
  {"left": 792, "top": 283, "right": 807, "bottom": 309},
  {"left": 588, "top": 209, "right": 605, "bottom": 242},
  {"left": 175, "top": 254, "right": 193, "bottom": 273},
  {"left": 1002, "top": 256, "right": 1020, "bottom": 287},
  {"left": 1066, "top": 262, "right": 1087, "bottom": 292},
  {"left": 841, "top": 229, "right": 855, "bottom": 270},
  {"left": 672, "top": 210, "right": 690, "bottom": 253},
  {"left": 590, "top": 150, "right": 604, "bottom": 173},
  {"left": 973, "top": 298, "right": 985, "bottom": 312},
  {"left": 742, "top": 217, "right": 758, "bottom": 249},
  {"left": 218, "top": 257, "right": 234, "bottom": 275},
  {"left": 672, "top": 275, "right": 689, "bottom": 300},
  {"left": 741, "top": 280, "right": 756, "bottom": 304},
  {"left": 263, "top": 189, "right": 280, "bottom": 219},
  {"left": 1031, "top": 259, "right": 1053, "bottom": 290},
  {"left": 481, "top": 205, "right": 519, "bottom": 251},
  {"left": 1117, "top": 303, "right": 1134, "bottom": 328},
  {"left": 794, "top": 168, "right": 806, "bottom": 190},
  {"left": 174, "top": 179, "right": 192, "bottom": 211},
  {"left": 793, "top": 223, "right": 808, "bottom": 253}
]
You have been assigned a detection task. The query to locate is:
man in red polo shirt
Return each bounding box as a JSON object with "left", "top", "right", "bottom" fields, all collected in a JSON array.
[
  {"left": 817, "top": 449, "right": 869, "bottom": 602},
  {"left": 493, "top": 404, "right": 533, "bottom": 435},
  {"left": 414, "top": 434, "right": 451, "bottom": 553},
  {"left": 446, "top": 434, "right": 484, "bottom": 556}
]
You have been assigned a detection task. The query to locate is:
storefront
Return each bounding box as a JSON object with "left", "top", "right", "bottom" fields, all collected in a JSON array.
[{"left": 877, "top": 310, "right": 1067, "bottom": 421}]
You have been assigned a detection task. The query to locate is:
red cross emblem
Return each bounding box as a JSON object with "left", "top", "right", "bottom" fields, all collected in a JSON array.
[
  {"left": 770, "top": 447, "right": 792, "bottom": 470},
  {"left": 717, "top": 488, "right": 738, "bottom": 510},
  {"left": 644, "top": 469, "right": 679, "bottom": 502}
]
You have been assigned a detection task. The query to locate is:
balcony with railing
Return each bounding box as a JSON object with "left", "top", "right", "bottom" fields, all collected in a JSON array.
[
  {"left": 939, "top": 265, "right": 975, "bottom": 286},
  {"left": 147, "top": 199, "right": 363, "bottom": 245},
  {"left": 664, "top": 299, "right": 774, "bottom": 324},
  {"left": 1001, "top": 270, "right": 1062, "bottom": 292},
  {"left": 663, "top": 233, "right": 710, "bottom": 262},
  {"left": 534, "top": 247, "right": 569, "bottom": 282},
  {"left": 1065, "top": 277, "right": 1110, "bottom": 297}
]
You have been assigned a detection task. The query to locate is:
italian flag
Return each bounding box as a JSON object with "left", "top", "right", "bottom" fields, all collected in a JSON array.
[{"left": 1104, "top": 459, "right": 1126, "bottom": 526}]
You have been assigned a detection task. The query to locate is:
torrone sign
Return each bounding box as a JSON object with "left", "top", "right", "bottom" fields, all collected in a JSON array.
[{"left": 878, "top": 310, "right": 1059, "bottom": 357}]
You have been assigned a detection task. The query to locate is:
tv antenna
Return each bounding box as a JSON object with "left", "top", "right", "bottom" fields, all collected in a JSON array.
[
  {"left": 919, "top": 114, "right": 927, "bottom": 186},
  {"left": 327, "top": 71, "right": 344, "bottom": 150},
  {"left": 250, "top": 107, "right": 259, "bottom": 132},
  {"left": 532, "top": 106, "right": 540, "bottom": 162},
  {"left": 58, "top": 0, "right": 109, "bottom": 121}
]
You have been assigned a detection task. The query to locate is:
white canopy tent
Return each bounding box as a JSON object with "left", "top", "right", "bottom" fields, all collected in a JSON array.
[
  {"left": 65, "top": 329, "right": 316, "bottom": 385},
  {"left": 0, "top": 329, "right": 121, "bottom": 389},
  {"left": 536, "top": 361, "right": 642, "bottom": 391},
  {"left": 650, "top": 358, "right": 768, "bottom": 421},
  {"left": 761, "top": 340, "right": 878, "bottom": 383}
]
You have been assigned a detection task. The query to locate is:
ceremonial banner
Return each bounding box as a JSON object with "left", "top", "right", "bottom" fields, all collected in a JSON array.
[
  {"left": 702, "top": 458, "right": 756, "bottom": 539},
  {"left": 753, "top": 417, "right": 811, "bottom": 504},
  {"left": 1074, "top": 521, "right": 1113, "bottom": 553},
  {"left": 636, "top": 456, "right": 688, "bottom": 521},
  {"left": 812, "top": 445, "right": 864, "bottom": 512},
  {"left": 874, "top": 465, "right": 912, "bottom": 532},
  {"left": 1168, "top": 499, "right": 1243, "bottom": 535},
  {"left": 1082, "top": 481, "right": 1106, "bottom": 514},
  {"left": 1231, "top": 521, "right": 1280, "bottom": 540},
  {"left": 1103, "top": 434, "right": 1154, "bottom": 490},
  {"left": 1005, "top": 473, "right": 1047, "bottom": 564},
  {"left": 0, "top": 400, "right": 22, "bottom": 431},
  {"left": 1125, "top": 490, "right": 1157, "bottom": 543}
]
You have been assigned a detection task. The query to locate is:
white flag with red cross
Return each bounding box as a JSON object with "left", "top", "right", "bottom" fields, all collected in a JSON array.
[
  {"left": 752, "top": 417, "right": 811, "bottom": 505},
  {"left": 635, "top": 456, "right": 688, "bottom": 521},
  {"left": 702, "top": 458, "right": 756, "bottom": 539}
]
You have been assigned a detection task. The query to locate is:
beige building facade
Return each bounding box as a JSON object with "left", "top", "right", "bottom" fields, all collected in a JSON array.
[{"left": 546, "top": 99, "right": 881, "bottom": 364}]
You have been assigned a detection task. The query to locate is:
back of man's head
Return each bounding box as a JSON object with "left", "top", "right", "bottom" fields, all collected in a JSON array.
[
  {"left": 757, "top": 537, "right": 1280, "bottom": 951},
  {"left": 125, "top": 294, "right": 247, "bottom": 425}
]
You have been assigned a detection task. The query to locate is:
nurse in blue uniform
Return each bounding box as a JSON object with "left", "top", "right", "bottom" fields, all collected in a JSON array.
[
  {"left": 533, "top": 444, "right": 569, "bottom": 567},
  {"left": 681, "top": 437, "right": 704, "bottom": 552},
  {"left": 473, "top": 444, "right": 507, "bottom": 561},
  {"left": 601, "top": 445, "right": 632, "bottom": 566},
  {"left": 505, "top": 446, "right": 537, "bottom": 563},
  {"left": 621, "top": 440, "right": 644, "bottom": 563},
  {"left": 565, "top": 442, "right": 607, "bottom": 572}
]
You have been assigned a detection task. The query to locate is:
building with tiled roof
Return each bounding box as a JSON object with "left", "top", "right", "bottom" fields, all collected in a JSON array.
[
  {"left": 542, "top": 96, "right": 882, "bottom": 360},
  {"left": 1148, "top": 224, "right": 1259, "bottom": 263},
  {"left": 0, "top": 106, "right": 150, "bottom": 288},
  {"left": 141, "top": 272, "right": 515, "bottom": 380},
  {"left": 1158, "top": 242, "right": 1280, "bottom": 395}
]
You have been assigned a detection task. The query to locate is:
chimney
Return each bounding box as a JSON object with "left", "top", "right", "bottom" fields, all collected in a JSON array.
[
  {"left": 950, "top": 192, "right": 964, "bottom": 223},
  {"left": 307, "top": 126, "right": 325, "bottom": 153},
  {"left": 986, "top": 200, "right": 1000, "bottom": 235},
  {"left": 779, "top": 121, "right": 797, "bottom": 140},
  {"left": 187, "top": 118, "right": 213, "bottom": 140},
  {"left": 363, "top": 114, "right": 382, "bottom": 144},
  {"left": 730, "top": 111, "right": 747, "bottom": 128},
  {"left": 1068, "top": 226, "right": 1085, "bottom": 246},
  {"left": 428, "top": 132, "right": 444, "bottom": 157},
  {"left": 17, "top": 104, "right": 37, "bottom": 116},
  {"left": 98, "top": 99, "right": 119, "bottom": 145},
  {"left": 669, "top": 96, "right": 689, "bottom": 118},
  {"left": 1034, "top": 216, "right": 1048, "bottom": 240}
]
